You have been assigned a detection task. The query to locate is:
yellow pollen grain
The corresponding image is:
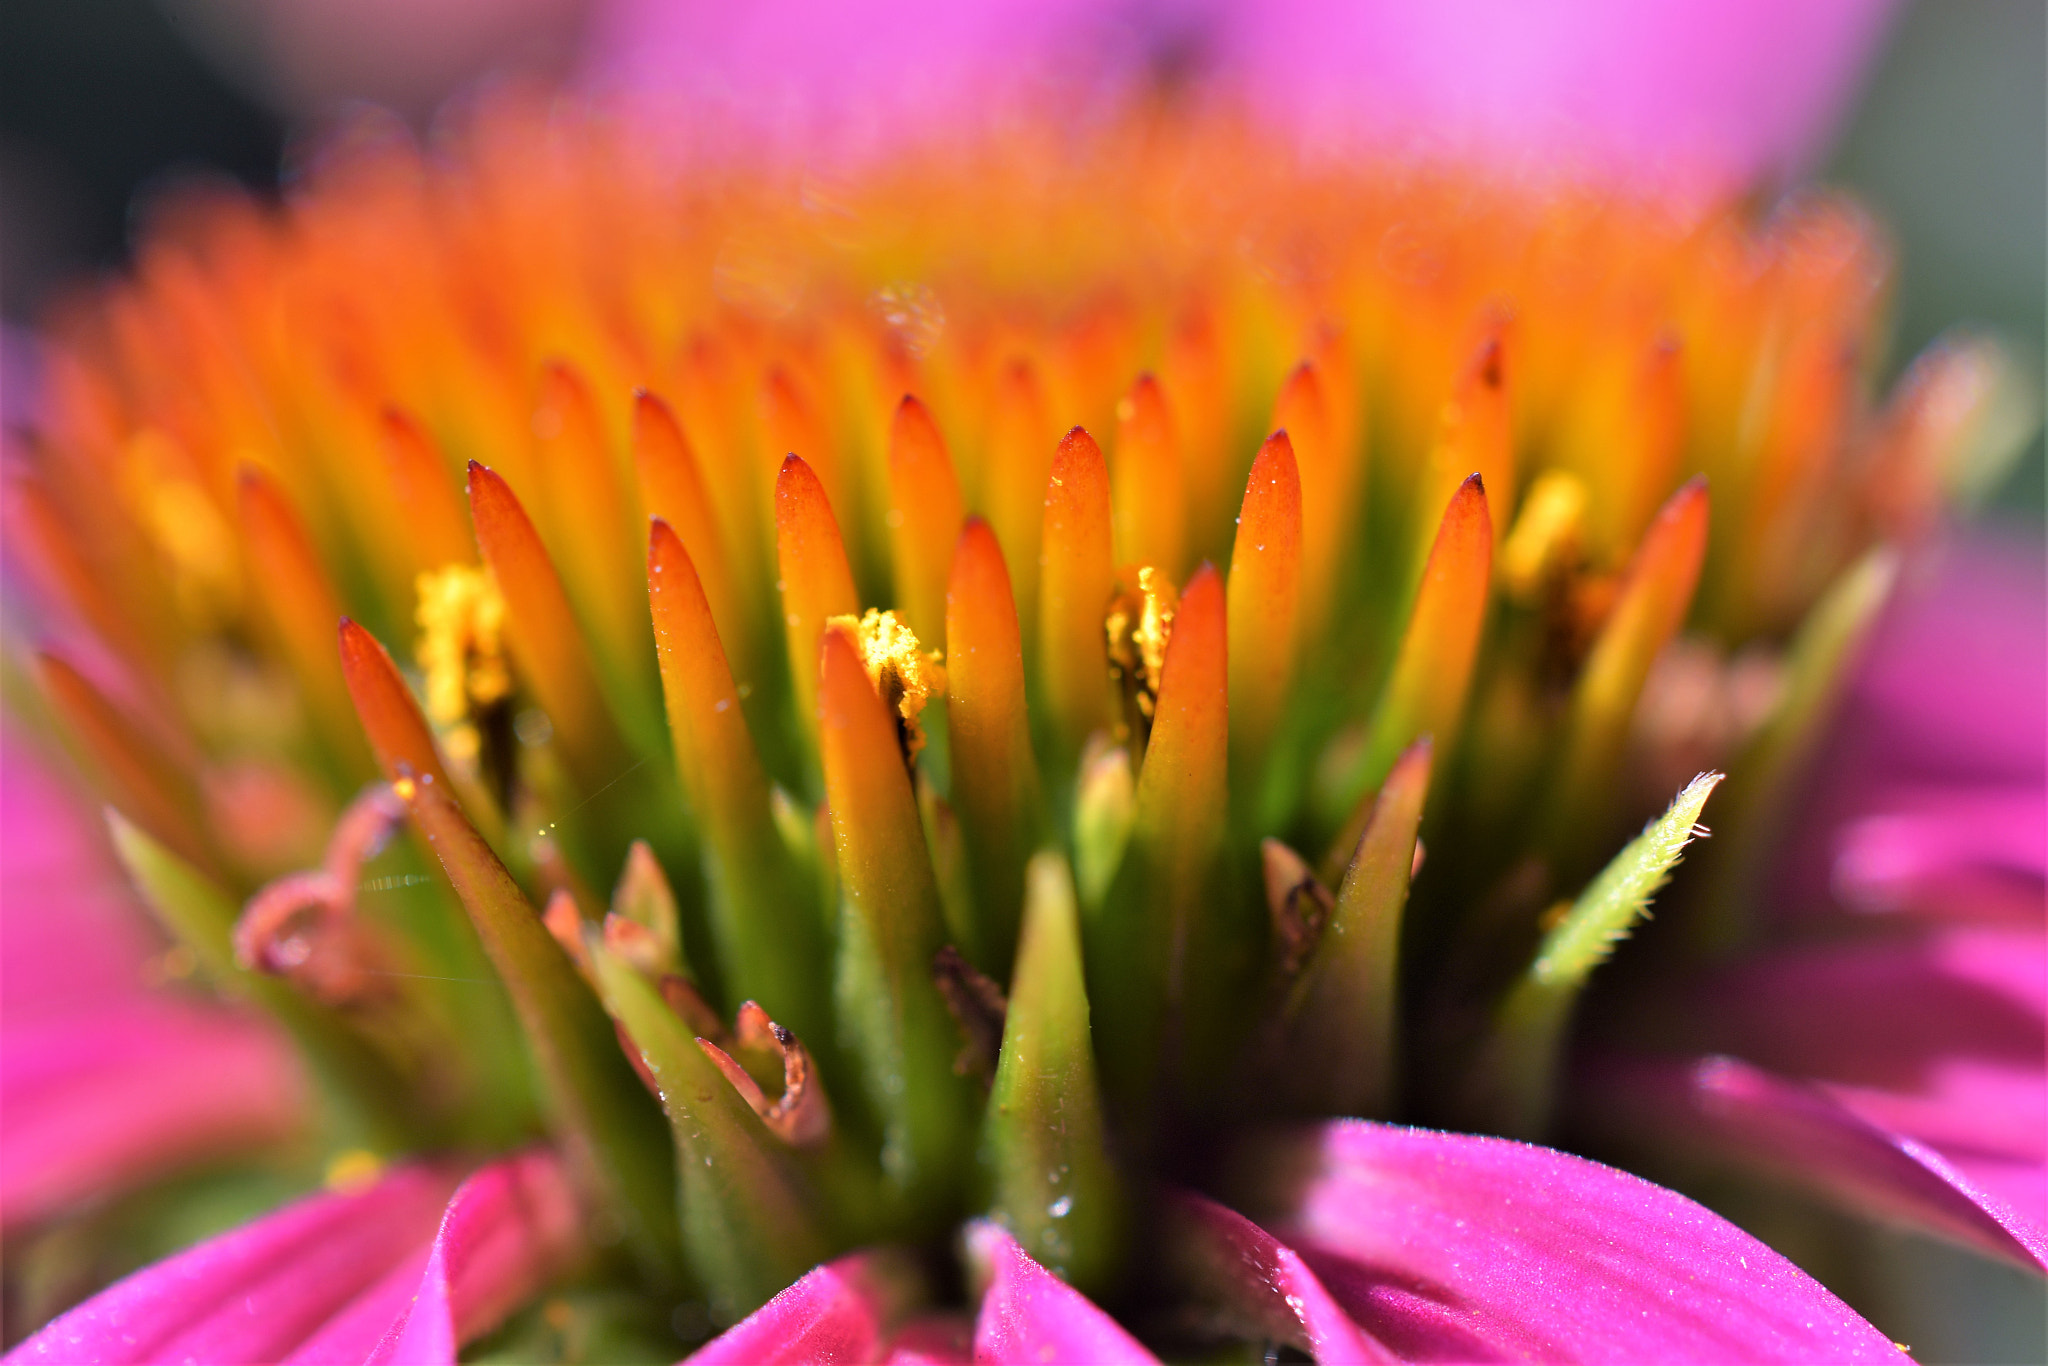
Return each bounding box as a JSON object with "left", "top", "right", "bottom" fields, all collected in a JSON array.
[
  {"left": 323, "top": 1147, "right": 385, "bottom": 1194},
  {"left": 829, "top": 608, "right": 946, "bottom": 757},
  {"left": 414, "top": 564, "right": 510, "bottom": 726},
  {"left": 1105, "top": 566, "right": 1179, "bottom": 720}
]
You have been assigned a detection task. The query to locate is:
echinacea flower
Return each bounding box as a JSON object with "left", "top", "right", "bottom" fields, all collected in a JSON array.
[{"left": 3, "top": 70, "right": 2040, "bottom": 1366}]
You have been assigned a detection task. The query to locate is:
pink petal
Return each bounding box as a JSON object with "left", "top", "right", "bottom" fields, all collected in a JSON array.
[
  {"left": 585, "top": 0, "right": 1895, "bottom": 182},
  {"left": 282, "top": 1149, "right": 582, "bottom": 1366},
  {"left": 366, "top": 1149, "right": 582, "bottom": 1363},
  {"left": 6, "top": 1164, "right": 459, "bottom": 1365},
  {"left": 0, "top": 1003, "right": 306, "bottom": 1233},
  {"left": 1832, "top": 786, "right": 2045, "bottom": 920},
  {"left": 1668, "top": 927, "right": 2046, "bottom": 1160},
  {"left": 1771, "top": 534, "right": 2045, "bottom": 925},
  {"left": 1164, "top": 1190, "right": 1395, "bottom": 1364},
  {"left": 1246, "top": 1120, "right": 1907, "bottom": 1362},
  {"left": 0, "top": 738, "right": 171, "bottom": 1021},
  {"left": 964, "top": 1220, "right": 1157, "bottom": 1366},
  {"left": 685, "top": 1251, "right": 917, "bottom": 1366},
  {"left": 1225, "top": 0, "right": 1898, "bottom": 182},
  {"left": 1845, "top": 536, "right": 2046, "bottom": 789},
  {"left": 1581, "top": 1053, "right": 2048, "bottom": 1272}
]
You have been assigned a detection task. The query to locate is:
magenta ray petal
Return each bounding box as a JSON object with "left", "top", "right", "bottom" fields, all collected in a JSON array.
[
  {"left": 1164, "top": 1190, "right": 1396, "bottom": 1364},
  {"left": 1831, "top": 786, "right": 2046, "bottom": 920},
  {"left": 1237, "top": 1120, "right": 1907, "bottom": 1363},
  {"left": 1664, "top": 927, "right": 2046, "bottom": 1148},
  {"left": 285, "top": 1149, "right": 583, "bottom": 1365},
  {"left": 1, "top": 740, "right": 310, "bottom": 1230},
  {"left": 964, "top": 1220, "right": 1158, "bottom": 1366},
  {"left": 0, "top": 1003, "right": 306, "bottom": 1233},
  {"left": 1582, "top": 1053, "right": 2048, "bottom": 1272},
  {"left": 685, "top": 1251, "right": 922, "bottom": 1366},
  {"left": 5, "top": 1164, "right": 460, "bottom": 1365}
]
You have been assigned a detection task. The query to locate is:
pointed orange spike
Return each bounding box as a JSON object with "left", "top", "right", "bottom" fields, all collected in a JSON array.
[
  {"left": 1548, "top": 477, "right": 1711, "bottom": 844},
  {"left": 1272, "top": 360, "right": 1357, "bottom": 634},
  {"left": 1038, "top": 427, "right": 1117, "bottom": 762},
  {"left": 775, "top": 454, "right": 862, "bottom": 761},
  {"left": 946, "top": 517, "right": 1041, "bottom": 978},
  {"left": 982, "top": 359, "right": 1053, "bottom": 634},
  {"left": 1111, "top": 374, "right": 1185, "bottom": 577},
  {"left": 36, "top": 651, "right": 214, "bottom": 872},
  {"left": 762, "top": 365, "right": 845, "bottom": 530},
  {"left": 887, "top": 395, "right": 967, "bottom": 646},
  {"left": 1422, "top": 332, "right": 1513, "bottom": 549},
  {"left": 1225, "top": 432, "right": 1303, "bottom": 777},
  {"left": 648, "top": 519, "right": 828, "bottom": 1036},
  {"left": 467, "top": 461, "right": 629, "bottom": 791},
  {"left": 633, "top": 391, "right": 742, "bottom": 655},
  {"left": 1102, "top": 562, "right": 1231, "bottom": 1095},
  {"left": 819, "top": 620, "right": 944, "bottom": 933},
  {"left": 818, "top": 619, "right": 970, "bottom": 1182},
  {"left": 337, "top": 616, "right": 479, "bottom": 818},
  {"left": 236, "top": 467, "right": 368, "bottom": 775},
  {"left": 378, "top": 408, "right": 472, "bottom": 571},
  {"left": 532, "top": 361, "right": 643, "bottom": 683},
  {"left": 1326, "top": 474, "right": 1493, "bottom": 841}
]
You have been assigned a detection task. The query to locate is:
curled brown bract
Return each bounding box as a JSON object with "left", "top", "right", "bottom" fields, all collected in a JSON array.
[{"left": 696, "top": 1001, "right": 832, "bottom": 1147}]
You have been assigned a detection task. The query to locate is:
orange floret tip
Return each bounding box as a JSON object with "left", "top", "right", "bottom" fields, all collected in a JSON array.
[
  {"left": 1038, "top": 427, "right": 1117, "bottom": 762},
  {"left": 632, "top": 391, "right": 740, "bottom": 655},
  {"left": 236, "top": 467, "right": 364, "bottom": 772},
  {"left": 1549, "top": 476, "right": 1711, "bottom": 842},
  {"left": 338, "top": 616, "right": 454, "bottom": 793},
  {"left": 946, "top": 516, "right": 1041, "bottom": 977},
  {"left": 1112, "top": 374, "right": 1186, "bottom": 577},
  {"left": 467, "top": 461, "right": 627, "bottom": 790},
  {"left": 378, "top": 407, "right": 473, "bottom": 571},
  {"left": 887, "top": 394, "right": 967, "bottom": 646},
  {"left": 775, "top": 453, "right": 862, "bottom": 754},
  {"left": 1226, "top": 432, "right": 1305, "bottom": 775},
  {"left": 1332, "top": 473, "right": 1493, "bottom": 839}
]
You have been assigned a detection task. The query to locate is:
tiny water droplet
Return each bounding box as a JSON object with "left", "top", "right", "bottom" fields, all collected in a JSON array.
[{"left": 1047, "top": 1195, "right": 1073, "bottom": 1219}]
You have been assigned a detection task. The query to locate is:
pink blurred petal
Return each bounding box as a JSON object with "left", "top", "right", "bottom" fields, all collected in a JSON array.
[
  {"left": 1832, "top": 786, "right": 2045, "bottom": 920},
  {"left": 365, "top": 1149, "right": 581, "bottom": 1363},
  {"left": 1165, "top": 1190, "right": 1395, "bottom": 1364},
  {"left": 1671, "top": 928, "right": 2046, "bottom": 1131},
  {"left": 0, "top": 1003, "right": 306, "bottom": 1233},
  {"left": 1582, "top": 1054, "right": 2048, "bottom": 1272},
  {"left": 6, "top": 1164, "right": 459, "bottom": 1364},
  {"left": 965, "top": 1220, "right": 1158, "bottom": 1366},
  {"left": 280, "top": 1149, "right": 582, "bottom": 1366},
  {"left": 1244, "top": 1120, "right": 1906, "bottom": 1362},
  {"left": 1225, "top": 0, "right": 1898, "bottom": 182},
  {"left": 1775, "top": 535, "right": 2048, "bottom": 924},
  {"left": 1, "top": 738, "right": 165, "bottom": 1020},
  {"left": 0, "top": 741, "right": 310, "bottom": 1231},
  {"left": 684, "top": 1251, "right": 915, "bottom": 1366},
  {"left": 586, "top": 0, "right": 1896, "bottom": 182}
]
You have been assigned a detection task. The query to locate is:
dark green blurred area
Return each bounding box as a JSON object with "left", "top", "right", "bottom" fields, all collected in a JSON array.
[{"left": 3, "top": 0, "right": 2043, "bottom": 518}]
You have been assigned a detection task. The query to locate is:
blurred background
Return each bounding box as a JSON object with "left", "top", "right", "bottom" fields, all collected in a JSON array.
[{"left": 3, "top": 0, "right": 2042, "bottom": 520}]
